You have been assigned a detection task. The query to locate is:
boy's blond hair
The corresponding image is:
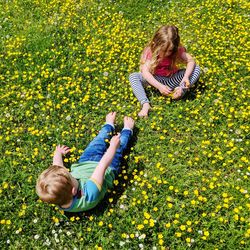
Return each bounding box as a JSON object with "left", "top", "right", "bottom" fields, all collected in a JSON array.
[{"left": 36, "top": 165, "right": 73, "bottom": 206}]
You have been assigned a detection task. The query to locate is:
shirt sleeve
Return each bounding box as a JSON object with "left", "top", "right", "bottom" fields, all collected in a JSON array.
[
  {"left": 178, "top": 46, "right": 186, "bottom": 58},
  {"left": 144, "top": 47, "right": 152, "bottom": 60},
  {"left": 84, "top": 179, "right": 101, "bottom": 202}
]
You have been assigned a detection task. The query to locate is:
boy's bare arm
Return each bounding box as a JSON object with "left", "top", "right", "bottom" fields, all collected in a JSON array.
[
  {"left": 91, "top": 134, "right": 120, "bottom": 187},
  {"left": 52, "top": 145, "right": 71, "bottom": 167}
]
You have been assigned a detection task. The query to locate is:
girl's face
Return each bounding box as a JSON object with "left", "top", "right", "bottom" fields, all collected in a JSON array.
[
  {"left": 160, "top": 42, "right": 178, "bottom": 58},
  {"left": 164, "top": 49, "right": 173, "bottom": 57},
  {"left": 159, "top": 48, "right": 173, "bottom": 58}
]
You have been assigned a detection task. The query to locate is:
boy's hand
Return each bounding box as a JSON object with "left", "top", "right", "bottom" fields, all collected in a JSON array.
[
  {"left": 109, "top": 134, "right": 120, "bottom": 150},
  {"left": 55, "top": 145, "right": 71, "bottom": 155}
]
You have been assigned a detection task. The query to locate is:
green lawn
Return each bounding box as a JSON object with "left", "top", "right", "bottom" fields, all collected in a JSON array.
[{"left": 0, "top": 0, "right": 249, "bottom": 249}]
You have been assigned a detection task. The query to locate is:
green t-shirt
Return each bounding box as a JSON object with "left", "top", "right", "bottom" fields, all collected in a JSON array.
[{"left": 61, "top": 161, "right": 115, "bottom": 212}]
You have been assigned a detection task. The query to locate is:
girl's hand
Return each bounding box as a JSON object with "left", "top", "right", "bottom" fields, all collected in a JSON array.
[
  {"left": 110, "top": 134, "right": 120, "bottom": 150},
  {"left": 181, "top": 77, "right": 191, "bottom": 89},
  {"left": 172, "top": 87, "right": 184, "bottom": 100},
  {"left": 159, "top": 84, "right": 172, "bottom": 96},
  {"left": 55, "top": 145, "right": 71, "bottom": 155}
]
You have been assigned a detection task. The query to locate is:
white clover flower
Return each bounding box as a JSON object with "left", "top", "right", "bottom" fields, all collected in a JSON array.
[
  {"left": 120, "top": 204, "right": 125, "bottom": 209},
  {"left": 103, "top": 72, "right": 109, "bottom": 77},
  {"left": 34, "top": 234, "right": 40, "bottom": 240},
  {"left": 203, "top": 67, "right": 208, "bottom": 73},
  {"left": 235, "top": 139, "right": 243, "bottom": 142},
  {"left": 139, "top": 234, "right": 146, "bottom": 240},
  {"left": 66, "top": 115, "right": 71, "bottom": 121},
  {"left": 139, "top": 243, "right": 144, "bottom": 249},
  {"left": 119, "top": 241, "right": 125, "bottom": 246},
  {"left": 66, "top": 231, "right": 71, "bottom": 236},
  {"left": 44, "top": 239, "right": 51, "bottom": 246},
  {"left": 198, "top": 230, "right": 203, "bottom": 235},
  {"left": 235, "top": 129, "right": 242, "bottom": 135}
]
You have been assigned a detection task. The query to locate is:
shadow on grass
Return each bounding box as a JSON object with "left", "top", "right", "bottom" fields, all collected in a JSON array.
[
  {"left": 145, "top": 80, "right": 207, "bottom": 103},
  {"left": 64, "top": 126, "right": 143, "bottom": 219},
  {"left": 182, "top": 80, "right": 207, "bottom": 101}
]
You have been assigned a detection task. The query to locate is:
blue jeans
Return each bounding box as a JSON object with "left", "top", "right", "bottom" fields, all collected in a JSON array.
[{"left": 78, "top": 124, "right": 132, "bottom": 175}]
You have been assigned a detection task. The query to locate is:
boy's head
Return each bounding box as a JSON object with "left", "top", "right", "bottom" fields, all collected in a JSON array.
[{"left": 36, "top": 165, "right": 74, "bottom": 206}]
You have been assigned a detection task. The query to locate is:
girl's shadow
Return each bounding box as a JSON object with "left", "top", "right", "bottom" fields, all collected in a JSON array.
[
  {"left": 64, "top": 126, "right": 143, "bottom": 219},
  {"left": 182, "top": 80, "right": 207, "bottom": 101},
  {"left": 145, "top": 80, "right": 206, "bottom": 102}
]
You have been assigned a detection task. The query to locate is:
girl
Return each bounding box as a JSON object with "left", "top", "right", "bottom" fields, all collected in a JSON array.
[{"left": 129, "top": 25, "right": 201, "bottom": 117}]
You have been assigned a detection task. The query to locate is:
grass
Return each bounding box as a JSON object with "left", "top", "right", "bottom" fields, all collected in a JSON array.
[{"left": 0, "top": 0, "right": 249, "bottom": 249}]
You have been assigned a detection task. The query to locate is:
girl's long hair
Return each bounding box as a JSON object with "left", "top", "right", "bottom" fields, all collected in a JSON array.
[{"left": 143, "top": 25, "right": 180, "bottom": 74}]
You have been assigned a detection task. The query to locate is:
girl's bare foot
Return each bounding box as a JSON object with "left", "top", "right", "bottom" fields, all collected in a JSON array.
[
  {"left": 106, "top": 112, "right": 116, "bottom": 125},
  {"left": 138, "top": 103, "right": 151, "bottom": 117},
  {"left": 123, "top": 116, "right": 135, "bottom": 130}
]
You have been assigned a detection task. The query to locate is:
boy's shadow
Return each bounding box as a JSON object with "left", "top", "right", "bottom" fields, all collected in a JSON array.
[{"left": 64, "top": 126, "right": 144, "bottom": 219}]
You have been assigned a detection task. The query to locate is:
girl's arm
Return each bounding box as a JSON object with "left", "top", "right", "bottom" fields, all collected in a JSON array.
[
  {"left": 53, "top": 145, "right": 71, "bottom": 167},
  {"left": 141, "top": 60, "right": 172, "bottom": 95},
  {"left": 180, "top": 52, "right": 196, "bottom": 85},
  {"left": 90, "top": 134, "right": 120, "bottom": 187}
]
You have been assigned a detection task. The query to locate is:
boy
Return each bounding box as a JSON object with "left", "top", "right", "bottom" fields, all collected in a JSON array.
[{"left": 36, "top": 112, "right": 134, "bottom": 212}]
